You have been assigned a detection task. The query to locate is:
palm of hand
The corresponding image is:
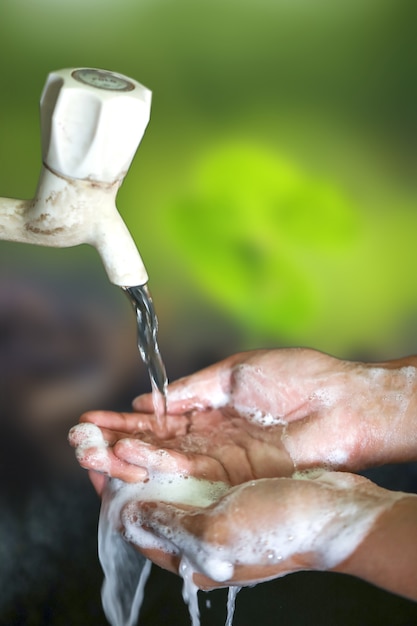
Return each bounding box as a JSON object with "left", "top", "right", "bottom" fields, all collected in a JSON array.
[
  {"left": 72, "top": 348, "right": 345, "bottom": 486},
  {"left": 72, "top": 406, "right": 294, "bottom": 487}
]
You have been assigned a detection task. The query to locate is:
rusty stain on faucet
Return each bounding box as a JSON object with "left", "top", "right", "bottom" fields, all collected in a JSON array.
[
  {"left": 25, "top": 222, "right": 65, "bottom": 236},
  {"left": 45, "top": 190, "right": 60, "bottom": 205},
  {"left": 0, "top": 67, "right": 151, "bottom": 287}
]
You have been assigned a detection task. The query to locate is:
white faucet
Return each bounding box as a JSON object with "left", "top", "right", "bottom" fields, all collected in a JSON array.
[{"left": 0, "top": 67, "right": 152, "bottom": 287}]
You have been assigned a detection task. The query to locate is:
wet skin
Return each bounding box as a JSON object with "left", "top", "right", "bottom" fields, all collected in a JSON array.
[{"left": 69, "top": 348, "right": 417, "bottom": 598}]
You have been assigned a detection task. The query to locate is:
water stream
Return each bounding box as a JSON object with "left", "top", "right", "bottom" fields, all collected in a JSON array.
[
  {"left": 123, "top": 284, "right": 168, "bottom": 425},
  {"left": 99, "top": 481, "right": 152, "bottom": 626}
]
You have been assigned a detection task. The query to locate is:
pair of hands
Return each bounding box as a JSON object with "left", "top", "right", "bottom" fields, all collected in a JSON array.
[{"left": 69, "top": 348, "right": 417, "bottom": 596}]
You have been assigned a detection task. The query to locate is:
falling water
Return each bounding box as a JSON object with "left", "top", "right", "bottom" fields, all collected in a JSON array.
[
  {"left": 226, "top": 587, "right": 241, "bottom": 626},
  {"left": 123, "top": 284, "right": 168, "bottom": 426},
  {"left": 99, "top": 283, "right": 167, "bottom": 626},
  {"left": 99, "top": 480, "right": 152, "bottom": 626}
]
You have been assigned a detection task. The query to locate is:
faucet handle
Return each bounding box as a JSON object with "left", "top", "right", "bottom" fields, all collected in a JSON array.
[{"left": 40, "top": 67, "right": 152, "bottom": 185}]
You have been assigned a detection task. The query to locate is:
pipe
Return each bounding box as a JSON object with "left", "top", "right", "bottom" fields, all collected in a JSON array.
[{"left": 0, "top": 67, "right": 152, "bottom": 287}]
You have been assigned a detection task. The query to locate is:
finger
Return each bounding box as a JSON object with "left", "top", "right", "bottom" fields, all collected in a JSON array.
[
  {"left": 69, "top": 422, "right": 124, "bottom": 447},
  {"left": 79, "top": 410, "right": 155, "bottom": 434},
  {"left": 69, "top": 422, "right": 148, "bottom": 482},
  {"left": 132, "top": 546, "right": 181, "bottom": 577},
  {"left": 165, "top": 361, "right": 233, "bottom": 414},
  {"left": 68, "top": 422, "right": 107, "bottom": 448},
  {"left": 130, "top": 393, "right": 155, "bottom": 414},
  {"left": 115, "top": 439, "right": 189, "bottom": 473},
  {"left": 76, "top": 444, "right": 148, "bottom": 482},
  {"left": 88, "top": 470, "right": 107, "bottom": 496},
  {"left": 124, "top": 500, "right": 234, "bottom": 584},
  {"left": 69, "top": 421, "right": 126, "bottom": 448},
  {"left": 132, "top": 361, "right": 230, "bottom": 415},
  {"left": 80, "top": 409, "right": 190, "bottom": 439},
  {"left": 114, "top": 438, "right": 230, "bottom": 482},
  {"left": 123, "top": 499, "right": 190, "bottom": 548}
]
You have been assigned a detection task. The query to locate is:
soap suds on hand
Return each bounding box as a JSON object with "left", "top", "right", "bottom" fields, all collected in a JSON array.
[{"left": 100, "top": 470, "right": 403, "bottom": 626}]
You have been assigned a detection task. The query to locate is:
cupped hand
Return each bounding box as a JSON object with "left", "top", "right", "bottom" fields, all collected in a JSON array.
[
  {"left": 69, "top": 348, "right": 417, "bottom": 495},
  {"left": 119, "top": 470, "right": 399, "bottom": 590},
  {"left": 132, "top": 348, "right": 417, "bottom": 471},
  {"left": 68, "top": 347, "right": 417, "bottom": 598},
  {"left": 68, "top": 403, "right": 294, "bottom": 495}
]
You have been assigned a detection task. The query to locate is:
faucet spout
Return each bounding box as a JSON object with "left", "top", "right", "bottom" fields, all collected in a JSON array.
[{"left": 0, "top": 67, "right": 151, "bottom": 287}]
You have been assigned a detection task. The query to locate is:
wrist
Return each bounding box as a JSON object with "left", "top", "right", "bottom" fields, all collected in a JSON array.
[
  {"left": 333, "top": 492, "right": 417, "bottom": 600},
  {"left": 291, "top": 472, "right": 403, "bottom": 572},
  {"left": 357, "top": 357, "right": 417, "bottom": 467},
  {"left": 282, "top": 356, "right": 417, "bottom": 471}
]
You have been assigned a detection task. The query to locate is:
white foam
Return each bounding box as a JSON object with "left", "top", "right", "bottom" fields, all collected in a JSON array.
[
  {"left": 234, "top": 404, "right": 287, "bottom": 427},
  {"left": 76, "top": 445, "right": 111, "bottom": 473},
  {"left": 402, "top": 365, "right": 417, "bottom": 385},
  {"left": 310, "top": 385, "right": 342, "bottom": 408},
  {"left": 203, "top": 557, "right": 234, "bottom": 582},
  {"left": 99, "top": 469, "right": 402, "bottom": 626},
  {"left": 99, "top": 473, "right": 230, "bottom": 626},
  {"left": 322, "top": 447, "right": 350, "bottom": 467},
  {"left": 99, "top": 479, "right": 152, "bottom": 626},
  {"left": 208, "top": 474, "right": 403, "bottom": 574},
  {"left": 226, "top": 586, "right": 241, "bottom": 626},
  {"left": 180, "top": 557, "right": 200, "bottom": 626},
  {"left": 123, "top": 473, "right": 402, "bottom": 583},
  {"left": 70, "top": 422, "right": 108, "bottom": 449},
  {"left": 70, "top": 422, "right": 111, "bottom": 472}
]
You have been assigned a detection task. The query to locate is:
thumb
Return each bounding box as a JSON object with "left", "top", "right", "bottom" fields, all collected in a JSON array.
[
  {"left": 121, "top": 498, "right": 190, "bottom": 554},
  {"left": 121, "top": 499, "right": 234, "bottom": 584},
  {"left": 165, "top": 359, "right": 235, "bottom": 414}
]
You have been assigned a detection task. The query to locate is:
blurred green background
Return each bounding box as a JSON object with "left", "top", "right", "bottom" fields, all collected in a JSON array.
[
  {"left": 1, "top": 3, "right": 417, "bottom": 623},
  {"left": 1, "top": 0, "right": 417, "bottom": 364}
]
